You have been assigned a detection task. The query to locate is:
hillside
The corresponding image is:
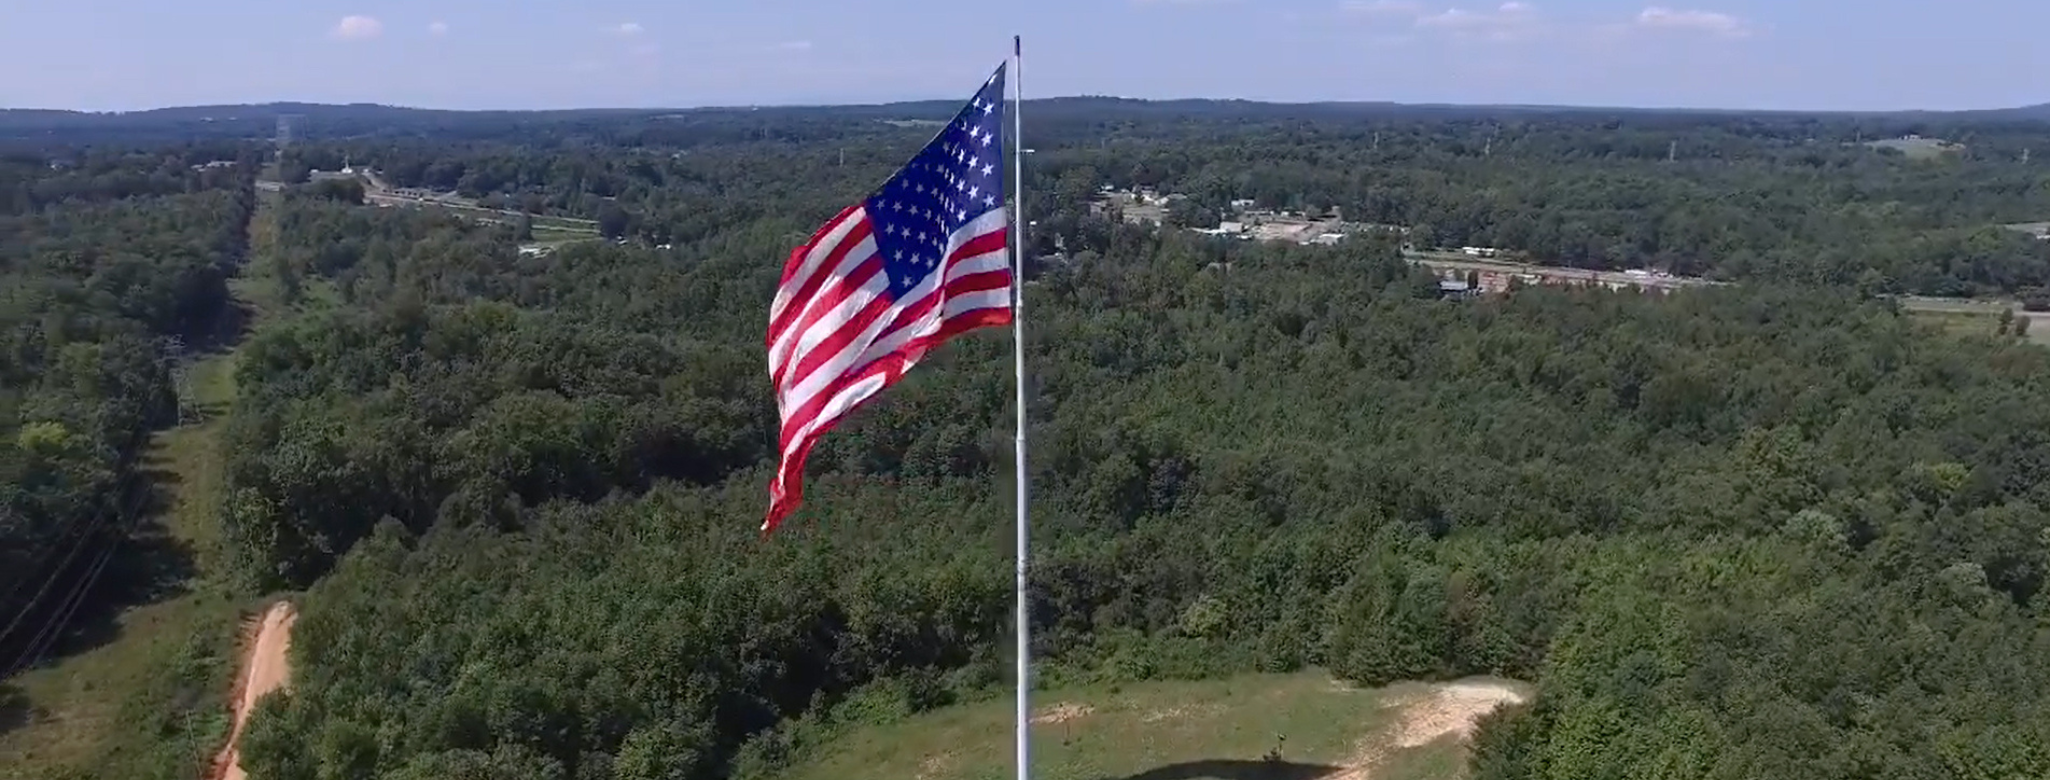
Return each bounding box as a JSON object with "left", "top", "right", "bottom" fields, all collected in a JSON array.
[{"left": 783, "top": 673, "right": 1529, "bottom": 780}]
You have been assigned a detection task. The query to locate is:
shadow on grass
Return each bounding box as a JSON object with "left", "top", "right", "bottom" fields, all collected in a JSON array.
[
  {"left": 0, "top": 682, "right": 31, "bottom": 736},
  {"left": 1094, "top": 759, "right": 1344, "bottom": 780}
]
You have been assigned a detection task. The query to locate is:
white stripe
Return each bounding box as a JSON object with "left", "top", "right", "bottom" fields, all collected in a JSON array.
[
  {"left": 836, "top": 251, "right": 1011, "bottom": 380},
  {"left": 770, "top": 253, "right": 885, "bottom": 386},
  {"left": 768, "top": 233, "right": 879, "bottom": 378},
  {"left": 942, "top": 288, "right": 1011, "bottom": 316},
  {"left": 770, "top": 208, "right": 865, "bottom": 322},
  {"left": 777, "top": 292, "right": 911, "bottom": 422},
  {"left": 942, "top": 208, "right": 1008, "bottom": 262}
]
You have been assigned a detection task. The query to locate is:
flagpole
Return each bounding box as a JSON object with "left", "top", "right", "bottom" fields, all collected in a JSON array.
[{"left": 1009, "top": 33, "right": 1033, "bottom": 780}]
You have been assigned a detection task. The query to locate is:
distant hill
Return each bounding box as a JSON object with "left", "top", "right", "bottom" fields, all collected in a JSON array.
[{"left": 5, "top": 97, "right": 2049, "bottom": 149}]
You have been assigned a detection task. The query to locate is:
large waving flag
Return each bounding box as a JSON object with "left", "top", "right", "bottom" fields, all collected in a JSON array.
[{"left": 763, "top": 65, "right": 1014, "bottom": 533}]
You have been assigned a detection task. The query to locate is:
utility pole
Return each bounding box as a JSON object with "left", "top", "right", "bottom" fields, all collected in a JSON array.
[
  {"left": 2025, "top": 148, "right": 2032, "bottom": 165},
  {"left": 1373, "top": 131, "right": 1381, "bottom": 152},
  {"left": 1668, "top": 140, "right": 1677, "bottom": 163}
]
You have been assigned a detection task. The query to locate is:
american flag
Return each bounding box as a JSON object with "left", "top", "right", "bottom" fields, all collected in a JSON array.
[{"left": 763, "top": 64, "right": 1014, "bottom": 533}]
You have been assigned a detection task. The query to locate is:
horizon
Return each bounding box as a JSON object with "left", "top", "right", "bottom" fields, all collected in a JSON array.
[
  {"left": 5, "top": 1, "right": 2049, "bottom": 114},
  {"left": 9, "top": 94, "right": 2049, "bottom": 118}
]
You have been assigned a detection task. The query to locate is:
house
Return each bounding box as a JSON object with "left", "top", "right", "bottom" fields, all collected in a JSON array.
[{"left": 1438, "top": 279, "right": 1477, "bottom": 299}]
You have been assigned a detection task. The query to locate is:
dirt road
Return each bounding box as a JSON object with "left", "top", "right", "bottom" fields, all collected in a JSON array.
[{"left": 211, "top": 601, "right": 297, "bottom": 780}]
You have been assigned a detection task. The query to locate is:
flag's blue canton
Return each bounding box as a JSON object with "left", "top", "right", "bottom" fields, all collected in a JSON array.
[{"left": 863, "top": 65, "right": 1007, "bottom": 300}]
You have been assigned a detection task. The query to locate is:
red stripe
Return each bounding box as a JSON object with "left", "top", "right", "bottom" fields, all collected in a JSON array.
[
  {"left": 769, "top": 256, "right": 885, "bottom": 388},
  {"left": 947, "top": 228, "right": 1008, "bottom": 265},
  {"left": 777, "top": 204, "right": 862, "bottom": 289},
  {"left": 769, "top": 217, "right": 875, "bottom": 346},
  {"left": 943, "top": 269, "right": 1012, "bottom": 299},
  {"left": 775, "top": 272, "right": 1008, "bottom": 450},
  {"left": 763, "top": 306, "right": 1012, "bottom": 533},
  {"left": 776, "top": 293, "right": 896, "bottom": 417}
]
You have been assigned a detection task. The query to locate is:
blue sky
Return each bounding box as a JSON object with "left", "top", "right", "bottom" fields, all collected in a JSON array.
[{"left": 1, "top": 0, "right": 2043, "bottom": 112}]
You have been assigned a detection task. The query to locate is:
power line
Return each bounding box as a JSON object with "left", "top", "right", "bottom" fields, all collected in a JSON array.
[
  {"left": 0, "top": 499, "right": 121, "bottom": 649},
  {"left": 0, "top": 468, "right": 147, "bottom": 668},
  {"left": 6, "top": 531, "right": 121, "bottom": 676}
]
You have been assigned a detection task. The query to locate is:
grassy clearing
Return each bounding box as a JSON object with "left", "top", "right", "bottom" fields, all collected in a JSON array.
[
  {"left": 0, "top": 346, "right": 249, "bottom": 778},
  {"left": 1862, "top": 137, "right": 1964, "bottom": 160},
  {"left": 530, "top": 225, "right": 601, "bottom": 244},
  {"left": 782, "top": 672, "right": 1527, "bottom": 780},
  {"left": 1908, "top": 309, "right": 2050, "bottom": 346}
]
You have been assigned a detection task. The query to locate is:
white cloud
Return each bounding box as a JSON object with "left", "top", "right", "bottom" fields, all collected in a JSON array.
[
  {"left": 1635, "top": 7, "right": 1751, "bottom": 36},
  {"left": 614, "top": 22, "right": 645, "bottom": 36},
  {"left": 1341, "top": 0, "right": 1423, "bottom": 15},
  {"left": 331, "top": 15, "right": 383, "bottom": 40},
  {"left": 1415, "top": 2, "right": 1542, "bottom": 39},
  {"left": 428, "top": 21, "right": 449, "bottom": 36},
  {"left": 1131, "top": 0, "right": 1237, "bottom": 5},
  {"left": 775, "top": 40, "right": 813, "bottom": 51}
]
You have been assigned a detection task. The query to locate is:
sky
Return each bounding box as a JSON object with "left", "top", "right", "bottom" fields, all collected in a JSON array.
[{"left": 1, "top": 0, "right": 2044, "bottom": 113}]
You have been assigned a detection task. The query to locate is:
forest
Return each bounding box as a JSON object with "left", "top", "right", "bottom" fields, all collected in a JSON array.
[{"left": 7, "top": 100, "right": 2050, "bottom": 780}]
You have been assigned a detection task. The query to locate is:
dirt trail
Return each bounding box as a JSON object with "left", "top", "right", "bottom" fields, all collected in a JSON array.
[
  {"left": 210, "top": 601, "right": 297, "bottom": 780},
  {"left": 1326, "top": 680, "right": 1526, "bottom": 780}
]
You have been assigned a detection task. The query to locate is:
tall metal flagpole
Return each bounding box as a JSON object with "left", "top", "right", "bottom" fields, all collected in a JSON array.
[{"left": 1009, "top": 34, "right": 1033, "bottom": 780}]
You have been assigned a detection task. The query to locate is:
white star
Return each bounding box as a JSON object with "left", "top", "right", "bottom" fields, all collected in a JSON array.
[
  {"left": 981, "top": 101, "right": 995, "bottom": 115},
  {"left": 918, "top": 231, "right": 928, "bottom": 243},
  {"left": 900, "top": 274, "right": 914, "bottom": 287},
  {"left": 956, "top": 208, "right": 968, "bottom": 221},
  {"left": 978, "top": 131, "right": 992, "bottom": 147},
  {"left": 885, "top": 224, "right": 897, "bottom": 236},
  {"left": 968, "top": 186, "right": 979, "bottom": 198},
  {"left": 955, "top": 179, "right": 967, "bottom": 192},
  {"left": 981, "top": 163, "right": 994, "bottom": 176},
  {"left": 983, "top": 195, "right": 996, "bottom": 208},
  {"left": 893, "top": 250, "right": 904, "bottom": 260},
  {"left": 914, "top": 183, "right": 925, "bottom": 194},
  {"left": 892, "top": 201, "right": 904, "bottom": 212}
]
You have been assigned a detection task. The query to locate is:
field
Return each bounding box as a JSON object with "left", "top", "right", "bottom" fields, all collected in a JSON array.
[
  {"left": 1896, "top": 295, "right": 2050, "bottom": 346},
  {"left": 782, "top": 673, "right": 1529, "bottom": 780},
  {"left": 1862, "top": 136, "right": 1965, "bottom": 160}
]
